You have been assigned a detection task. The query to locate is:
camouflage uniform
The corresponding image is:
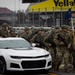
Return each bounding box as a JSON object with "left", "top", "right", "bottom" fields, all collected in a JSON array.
[
  {"left": 67, "top": 29, "right": 73, "bottom": 66},
  {"left": 28, "top": 28, "right": 38, "bottom": 42},
  {"left": 19, "top": 27, "right": 30, "bottom": 42},
  {"left": 9, "top": 30, "right": 16, "bottom": 37},
  {"left": 30, "top": 29, "right": 48, "bottom": 49},
  {"left": 0, "top": 23, "right": 10, "bottom": 37},
  {"left": 54, "top": 25, "right": 71, "bottom": 72},
  {"left": 44, "top": 29, "right": 56, "bottom": 70},
  {"left": 72, "top": 30, "right": 75, "bottom": 71}
]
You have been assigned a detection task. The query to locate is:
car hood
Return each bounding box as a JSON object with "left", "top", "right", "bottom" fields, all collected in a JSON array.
[{"left": 2, "top": 47, "right": 49, "bottom": 57}]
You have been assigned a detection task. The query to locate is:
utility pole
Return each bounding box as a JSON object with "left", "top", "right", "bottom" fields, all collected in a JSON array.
[
  {"left": 38, "top": 8, "right": 40, "bottom": 26},
  {"left": 32, "top": 9, "right": 34, "bottom": 25},
  {"left": 53, "top": 7, "right": 55, "bottom": 26},
  {"left": 19, "top": 0, "right": 20, "bottom": 27},
  {"left": 22, "top": 10, "right": 24, "bottom": 26},
  {"left": 45, "top": 7, "right": 47, "bottom": 27},
  {"left": 60, "top": 5, "right": 63, "bottom": 27},
  {"left": 13, "top": 11, "right": 14, "bottom": 27}
]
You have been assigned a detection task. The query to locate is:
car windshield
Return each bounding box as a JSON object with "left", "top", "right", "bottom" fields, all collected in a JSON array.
[{"left": 0, "top": 39, "right": 32, "bottom": 49}]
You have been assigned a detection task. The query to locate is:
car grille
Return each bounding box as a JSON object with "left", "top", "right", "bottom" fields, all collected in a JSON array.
[
  {"left": 21, "top": 60, "right": 46, "bottom": 69},
  {"left": 10, "top": 54, "right": 49, "bottom": 59}
]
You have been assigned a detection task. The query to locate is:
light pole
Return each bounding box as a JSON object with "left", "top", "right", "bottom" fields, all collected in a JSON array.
[
  {"left": 32, "top": 9, "right": 34, "bottom": 25},
  {"left": 13, "top": 0, "right": 16, "bottom": 27},
  {"left": 60, "top": 5, "right": 63, "bottom": 27},
  {"left": 19, "top": 0, "right": 20, "bottom": 27},
  {"left": 53, "top": 7, "right": 55, "bottom": 26},
  {"left": 22, "top": 10, "right": 24, "bottom": 26},
  {"left": 69, "top": 5, "right": 74, "bottom": 30},
  {"left": 45, "top": 7, "right": 47, "bottom": 27},
  {"left": 28, "top": 13, "right": 30, "bottom": 26},
  {"left": 38, "top": 8, "right": 40, "bottom": 26},
  {"left": 12, "top": 11, "right": 14, "bottom": 27}
]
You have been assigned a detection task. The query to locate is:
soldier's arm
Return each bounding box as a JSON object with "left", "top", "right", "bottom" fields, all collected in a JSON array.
[
  {"left": 19, "top": 32, "right": 25, "bottom": 37},
  {"left": 53, "top": 35, "right": 61, "bottom": 46},
  {"left": 67, "top": 34, "right": 72, "bottom": 49},
  {"left": 44, "top": 34, "right": 52, "bottom": 47},
  {"left": 40, "top": 35, "right": 49, "bottom": 49},
  {"left": 30, "top": 34, "right": 37, "bottom": 43},
  {"left": 44, "top": 34, "right": 49, "bottom": 42}
]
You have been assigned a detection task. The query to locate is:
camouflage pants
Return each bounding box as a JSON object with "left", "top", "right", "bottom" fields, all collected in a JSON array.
[
  {"left": 55, "top": 46, "right": 70, "bottom": 70},
  {"left": 72, "top": 50, "right": 75, "bottom": 69},
  {"left": 48, "top": 47, "right": 56, "bottom": 69}
]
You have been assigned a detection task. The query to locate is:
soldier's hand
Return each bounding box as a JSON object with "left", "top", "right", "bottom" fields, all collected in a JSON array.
[
  {"left": 60, "top": 42, "right": 64, "bottom": 45},
  {"left": 48, "top": 44, "right": 52, "bottom": 47},
  {"left": 36, "top": 43, "right": 40, "bottom": 46},
  {"left": 67, "top": 44, "right": 71, "bottom": 49}
]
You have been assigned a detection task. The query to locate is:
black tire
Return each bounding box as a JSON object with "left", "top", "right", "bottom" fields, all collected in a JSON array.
[{"left": 0, "top": 57, "right": 6, "bottom": 74}]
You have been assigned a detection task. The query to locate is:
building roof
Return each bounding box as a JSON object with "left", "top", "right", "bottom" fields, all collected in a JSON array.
[{"left": 0, "top": 7, "right": 12, "bottom": 14}]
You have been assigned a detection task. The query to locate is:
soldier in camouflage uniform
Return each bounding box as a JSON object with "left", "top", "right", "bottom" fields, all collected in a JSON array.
[
  {"left": 19, "top": 27, "right": 30, "bottom": 42},
  {"left": 54, "top": 25, "right": 71, "bottom": 72},
  {"left": 28, "top": 27, "right": 37, "bottom": 42},
  {"left": 67, "top": 28, "right": 73, "bottom": 67},
  {"left": 66, "top": 28, "right": 75, "bottom": 71},
  {"left": 30, "top": 28, "right": 48, "bottom": 49},
  {"left": 71, "top": 30, "right": 75, "bottom": 71},
  {"left": 9, "top": 29, "right": 16, "bottom": 37},
  {"left": 0, "top": 23, "right": 10, "bottom": 37},
  {"left": 44, "top": 29, "right": 56, "bottom": 70}
]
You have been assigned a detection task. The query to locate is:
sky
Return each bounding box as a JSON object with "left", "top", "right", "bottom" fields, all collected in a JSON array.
[{"left": 0, "top": 0, "right": 30, "bottom": 12}]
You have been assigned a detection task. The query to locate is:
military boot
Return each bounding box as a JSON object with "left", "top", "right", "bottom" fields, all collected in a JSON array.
[
  {"left": 73, "top": 67, "right": 75, "bottom": 71},
  {"left": 64, "top": 69, "right": 69, "bottom": 73},
  {"left": 54, "top": 65, "right": 59, "bottom": 71}
]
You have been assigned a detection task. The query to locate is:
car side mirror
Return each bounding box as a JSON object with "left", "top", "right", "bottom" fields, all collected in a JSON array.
[{"left": 32, "top": 43, "right": 36, "bottom": 47}]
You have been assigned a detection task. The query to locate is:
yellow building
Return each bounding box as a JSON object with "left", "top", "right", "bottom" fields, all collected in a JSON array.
[
  {"left": 23, "top": 0, "right": 75, "bottom": 27},
  {"left": 29, "top": 0, "right": 75, "bottom": 12}
]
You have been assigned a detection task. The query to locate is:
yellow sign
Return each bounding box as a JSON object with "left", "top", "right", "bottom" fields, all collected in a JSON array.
[
  {"left": 54, "top": 0, "right": 75, "bottom": 6},
  {"left": 29, "top": 0, "right": 75, "bottom": 12}
]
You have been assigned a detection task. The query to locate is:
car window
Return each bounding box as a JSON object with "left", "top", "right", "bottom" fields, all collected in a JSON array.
[{"left": 0, "top": 39, "right": 32, "bottom": 49}]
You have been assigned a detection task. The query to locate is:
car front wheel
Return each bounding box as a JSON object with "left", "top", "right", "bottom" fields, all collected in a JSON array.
[{"left": 0, "top": 57, "right": 6, "bottom": 74}]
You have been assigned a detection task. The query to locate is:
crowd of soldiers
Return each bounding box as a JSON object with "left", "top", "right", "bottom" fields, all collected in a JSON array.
[
  {"left": 0, "top": 23, "right": 16, "bottom": 37},
  {"left": 0, "top": 23, "right": 75, "bottom": 73}
]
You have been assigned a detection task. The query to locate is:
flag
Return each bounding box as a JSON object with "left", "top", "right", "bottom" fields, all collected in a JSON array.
[{"left": 65, "top": 8, "right": 72, "bottom": 19}]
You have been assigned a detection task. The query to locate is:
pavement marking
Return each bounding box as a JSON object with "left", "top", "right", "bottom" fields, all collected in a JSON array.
[{"left": 48, "top": 73, "right": 59, "bottom": 75}]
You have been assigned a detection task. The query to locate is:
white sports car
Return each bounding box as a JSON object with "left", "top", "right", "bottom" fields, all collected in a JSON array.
[{"left": 0, "top": 37, "right": 52, "bottom": 73}]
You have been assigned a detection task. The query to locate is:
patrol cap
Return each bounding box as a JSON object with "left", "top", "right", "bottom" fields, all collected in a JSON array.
[
  {"left": 55, "top": 29, "right": 61, "bottom": 33},
  {"left": 55, "top": 26, "right": 60, "bottom": 30},
  {"left": 51, "top": 29, "right": 56, "bottom": 34},
  {"left": 2, "top": 23, "right": 8, "bottom": 26},
  {"left": 61, "top": 25, "right": 68, "bottom": 30},
  {"left": 24, "top": 27, "right": 29, "bottom": 31},
  {"left": 38, "top": 27, "right": 44, "bottom": 31}
]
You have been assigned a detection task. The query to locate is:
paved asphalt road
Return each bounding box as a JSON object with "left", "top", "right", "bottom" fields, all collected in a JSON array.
[
  {"left": 0, "top": 66, "right": 75, "bottom": 75},
  {"left": 0, "top": 69, "right": 75, "bottom": 75}
]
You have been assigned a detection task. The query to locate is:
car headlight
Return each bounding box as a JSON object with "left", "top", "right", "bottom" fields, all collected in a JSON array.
[{"left": 10, "top": 56, "right": 22, "bottom": 59}]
